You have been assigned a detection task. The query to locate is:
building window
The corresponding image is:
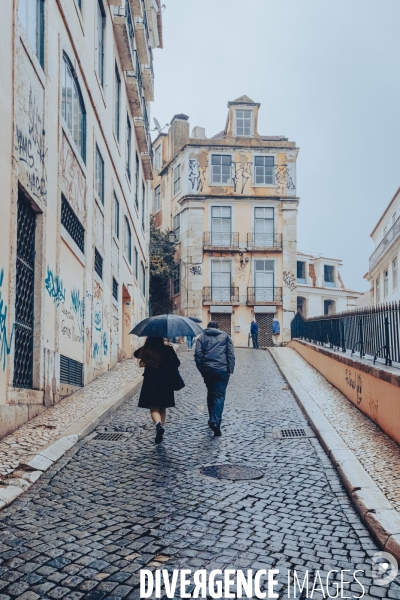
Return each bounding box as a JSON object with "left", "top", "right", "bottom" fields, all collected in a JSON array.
[
  {"left": 384, "top": 269, "right": 389, "bottom": 298},
  {"left": 254, "top": 207, "right": 274, "bottom": 246},
  {"left": 60, "top": 355, "right": 83, "bottom": 387},
  {"left": 393, "top": 257, "right": 398, "bottom": 290},
  {"left": 126, "top": 117, "right": 132, "bottom": 181},
  {"left": 211, "top": 260, "right": 232, "bottom": 302},
  {"left": 135, "top": 154, "right": 140, "bottom": 209},
  {"left": 19, "top": 0, "right": 45, "bottom": 68},
  {"left": 77, "top": 0, "right": 82, "bottom": 9},
  {"left": 254, "top": 259, "right": 275, "bottom": 302},
  {"left": 254, "top": 156, "right": 275, "bottom": 185},
  {"left": 173, "top": 213, "right": 181, "bottom": 242},
  {"left": 62, "top": 53, "right": 86, "bottom": 162},
  {"left": 95, "top": 0, "right": 105, "bottom": 86},
  {"left": 173, "top": 164, "right": 181, "bottom": 195},
  {"left": 142, "top": 183, "right": 145, "bottom": 231},
  {"left": 95, "top": 145, "right": 104, "bottom": 204},
  {"left": 297, "top": 261, "right": 306, "bottom": 283},
  {"left": 61, "top": 195, "right": 85, "bottom": 253},
  {"left": 113, "top": 193, "right": 120, "bottom": 239},
  {"left": 154, "top": 185, "right": 161, "bottom": 213},
  {"left": 211, "top": 155, "right": 231, "bottom": 184},
  {"left": 211, "top": 206, "right": 231, "bottom": 246},
  {"left": 140, "top": 262, "right": 146, "bottom": 296},
  {"left": 94, "top": 248, "right": 103, "bottom": 280},
  {"left": 114, "top": 64, "right": 121, "bottom": 141},
  {"left": 376, "top": 277, "right": 380, "bottom": 304},
  {"left": 236, "top": 109, "right": 252, "bottom": 136},
  {"left": 324, "top": 265, "right": 335, "bottom": 287},
  {"left": 124, "top": 217, "right": 131, "bottom": 263},
  {"left": 172, "top": 264, "right": 180, "bottom": 295},
  {"left": 155, "top": 145, "right": 162, "bottom": 171},
  {"left": 134, "top": 247, "right": 138, "bottom": 279},
  {"left": 112, "top": 277, "right": 118, "bottom": 300},
  {"left": 324, "top": 300, "right": 335, "bottom": 315},
  {"left": 297, "top": 297, "right": 306, "bottom": 315}
]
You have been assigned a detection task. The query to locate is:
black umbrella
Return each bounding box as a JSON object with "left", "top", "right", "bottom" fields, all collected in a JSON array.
[
  {"left": 187, "top": 316, "right": 202, "bottom": 323},
  {"left": 130, "top": 314, "right": 203, "bottom": 338}
]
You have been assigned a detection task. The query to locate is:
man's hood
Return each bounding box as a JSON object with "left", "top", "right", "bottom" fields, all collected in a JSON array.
[{"left": 203, "top": 328, "right": 223, "bottom": 336}]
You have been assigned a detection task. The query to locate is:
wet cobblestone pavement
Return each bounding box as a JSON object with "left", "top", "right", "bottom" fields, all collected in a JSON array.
[{"left": 0, "top": 349, "right": 399, "bottom": 599}]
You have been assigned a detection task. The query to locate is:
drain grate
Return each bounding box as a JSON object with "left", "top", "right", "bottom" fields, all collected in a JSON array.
[
  {"left": 271, "top": 426, "right": 315, "bottom": 439},
  {"left": 200, "top": 464, "right": 264, "bottom": 481},
  {"left": 281, "top": 428, "right": 307, "bottom": 438},
  {"left": 92, "top": 432, "right": 130, "bottom": 441}
]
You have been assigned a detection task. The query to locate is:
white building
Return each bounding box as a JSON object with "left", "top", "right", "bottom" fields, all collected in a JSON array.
[
  {"left": 296, "top": 252, "right": 361, "bottom": 317},
  {"left": 365, "top": 187, "right": 400, "bottom": 305}
]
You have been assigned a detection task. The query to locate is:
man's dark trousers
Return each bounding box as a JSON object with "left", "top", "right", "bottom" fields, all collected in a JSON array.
[
  {"left": 203, "top": 370, "right": 230, "bottom": 426},
  {"left": 251, "top": 334, "right": 259, "bottom": 348}
]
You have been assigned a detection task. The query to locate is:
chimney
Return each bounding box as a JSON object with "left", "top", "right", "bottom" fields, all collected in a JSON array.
[
  {"left": 168, "top": 114, "right": 189, "bottom": 159},
  {"left": 191, "top": 126, "right": 206, "bottom": 139}
]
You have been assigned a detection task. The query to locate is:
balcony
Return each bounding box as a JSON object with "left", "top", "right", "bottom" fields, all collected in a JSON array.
[
  {"left": 203, "top": 287, "right": 239, "bottom": 305},
  {"left": 247, "top": 287, "right": 283, "bottom": 305},
  {"left": 247, "top": 233, "right": 283, "bottom": 251},
  {"left": 134, "top": 100, "right": 153, "bottom": 180},
  {"left": 129, "top": 0, "right": 143, "bottom": 16},
  {"left": 134, "top": 7, "right": 151, "bottom": 65},
  {"left": 141, "top": 61, "right": 154, "bottom": 102},
  {"left": 113, "top": 0, "right": 135, "bottom": 71},
  {"left": 126, "top": 50, "right": 144, "bottom": 118},
  {"left": 203, "top": 232, "right": 239, "bottom": 251},
  {"left": 369, "top": 215, "right": 400, "bottom": 270}
]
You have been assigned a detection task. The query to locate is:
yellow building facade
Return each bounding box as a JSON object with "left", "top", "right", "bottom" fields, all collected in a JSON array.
[{"left": 152, "top": 96, "right": 299, "bottom": 347}]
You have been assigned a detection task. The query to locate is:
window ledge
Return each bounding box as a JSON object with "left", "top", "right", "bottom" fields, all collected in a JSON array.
[
  {"left": 61, "top": 122, "right": 88, "bottom": 177},
  {"left": 123, "top": 254, "right": 133, "bottom": 274},
  {"left": 94, "top": 70, "right": 106, "bottom": 107},
  {"left": 18, "top": 24, "right": 46, "bottom": 87},
  {"left": 61, "top": 225, "right": 85, "bottom": 267},
  {"left": 253, "top": 183, "right": 279, "bottom": 188},
  {"left": 112, "top": 295, "right": 119, "bottom": 308},
  {"left": 94, "top": 194, "right": 105, "bottom": 214},
  {"left": 94, "top": 271, "right": 103, "bottom": 289},
  {"left": 113, "top": 132, "right": 121, "bottom": 156},
  {"left": 209, "top": 182, "right": 234, "bottom": 187},
  {"left": 113, "top": 235, "right": 120, "bottom": 248}
]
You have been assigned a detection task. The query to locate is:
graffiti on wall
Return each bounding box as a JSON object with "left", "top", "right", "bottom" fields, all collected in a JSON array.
[
  {"left": 71, "top": 288, "right": 84, "bottom": 340},
  {"left": 345, "top": 369, "right": 362, "bottom": 405},
  {"left": 275, "top": 164, "right": 296, "bottom": 195},
  {"left": 15, "top": 88, "right": 48, "bottom": 203},
  {"left": 232, "top": 162, "right": 252, "bottom": 194},
  {"left": 188, "top": 159, "right": 207, "bottom": 192},
  {"left": 0, "top": 269, "right": 14, "bottom": 371},
  {"left": 61, "top": 135, "right": 87, "bottom": 221},
  {"left": 189, "top": 266, "right": 202, "bottom": 276},
  {"left": 45, "top": 267, "right": 65, "bottom": 306},
  {"left": 283, "top": 271, "right": 296, "bottom": 291},
  {"left": 103, "top": 332, "right": 108, "bottom": 356}
]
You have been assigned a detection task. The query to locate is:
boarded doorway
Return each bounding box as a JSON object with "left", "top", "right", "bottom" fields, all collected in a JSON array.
[
  {"left": 210, "top": 313, "right": 232, "bottom": 336},
  {"left": 255, "top": 313, "right": 274, "bottom": 347}
]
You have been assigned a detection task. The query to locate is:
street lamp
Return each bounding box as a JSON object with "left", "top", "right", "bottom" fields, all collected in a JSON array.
[{"left": 168, "top": 231, "right": 176, "bottom": 243}]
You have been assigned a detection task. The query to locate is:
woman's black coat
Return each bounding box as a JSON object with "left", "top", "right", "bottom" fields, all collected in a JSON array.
[{"left": 134, "top": 345, "right": 180, "bottom": 409}]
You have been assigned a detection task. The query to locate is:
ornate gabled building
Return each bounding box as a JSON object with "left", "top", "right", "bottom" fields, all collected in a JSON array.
[{"left": 152, "top": 96, "right": 299, "bottom": 347}]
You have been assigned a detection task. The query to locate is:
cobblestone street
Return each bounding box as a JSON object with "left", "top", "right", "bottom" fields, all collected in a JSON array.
[{"left": 0, "top": 349, "right": 399, "bottom": 599}]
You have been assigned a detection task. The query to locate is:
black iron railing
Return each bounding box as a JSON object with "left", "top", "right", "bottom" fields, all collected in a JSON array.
[
  {"left": 125, "top": 0, "right": 135, "bottom": 50},
  {"left": 369, "top": 215, "right": 400, "bottom": 270},
  {"left": 203, "top": 232, "right": 239, "bottom": 248},
  {"left": 247, "top": 287, "right": 283, "bottom": 303},
  {"left": 141, "top": 0, "right": 150, "bottom": 42},
  {"left": 141, "top": 99, "right": 153, "bottom": 163},
  {"left": 134, "top": 49, "right": 144, "bottom": 101},
  {"left": 203, "top": 287, "right": 239, "bottom": 303},
  {"left": 247, "top": 233, "right": 283, "bottom": 248},
  {"left": 291, "top": 303, "right": 400, "bottom": 367}
]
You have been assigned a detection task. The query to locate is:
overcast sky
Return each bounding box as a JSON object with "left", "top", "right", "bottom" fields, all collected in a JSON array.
[{"left": 151, "top": 0, "right": 400, "bottom": 292}]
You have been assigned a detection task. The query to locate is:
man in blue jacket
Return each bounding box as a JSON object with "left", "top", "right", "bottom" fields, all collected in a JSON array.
[
  {"left": 272, "top": 316, "right": 281, "bottom": 346},
  {"left": 195, "top": 321, "right": 235, "bottom": 437},
  {"left": 250, "top": 319, "right": 259, "bottom": 349}
]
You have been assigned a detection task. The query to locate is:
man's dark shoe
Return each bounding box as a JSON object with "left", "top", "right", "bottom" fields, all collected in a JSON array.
[
  {"left": 210, "top": 423, "right": 221, "bottom": 437},
  {"left": 208, "top": 420, "right": 213, "bottom": 429},
  {"left": 155, "top": 423, "right": 165, "bottom": 445}
]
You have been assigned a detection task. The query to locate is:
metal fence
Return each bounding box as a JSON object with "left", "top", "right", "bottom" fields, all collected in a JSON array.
[{"left": 291, "top": 303, "right": 400, "bottom": 367}]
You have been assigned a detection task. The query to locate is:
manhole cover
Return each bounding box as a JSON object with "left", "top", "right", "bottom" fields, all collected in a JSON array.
[
  {"left": 200, "top": 464, "right": 264, "bottom": 481},
  {"left": 92, "top": 433, "right": 130, "bottom": 441},
  {"left": 271, "top": 426, "right": 315, "bottom": 439}
]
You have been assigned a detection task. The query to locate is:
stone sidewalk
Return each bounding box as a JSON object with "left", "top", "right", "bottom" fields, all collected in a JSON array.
[
  {"left": 0, "top": 359, "right": 143, "bottom": 478},
  {"left": 272, "top": 347, "right": 400, "bottom": 514}
]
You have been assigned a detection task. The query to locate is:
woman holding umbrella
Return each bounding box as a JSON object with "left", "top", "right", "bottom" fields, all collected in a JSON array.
[{"left": 131, "top": 314, "right": 202, "bottom": 445}]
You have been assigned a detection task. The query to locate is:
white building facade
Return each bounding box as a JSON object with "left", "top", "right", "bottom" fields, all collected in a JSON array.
[
  {"left": 0, "top": 0, "right": 162, "bottom": 438},
  {"left": 296, "top": 252, "right": 360, "bottom": 318},
  {"left": 365, "top": 187, "right": 400, "bottom": 305}
]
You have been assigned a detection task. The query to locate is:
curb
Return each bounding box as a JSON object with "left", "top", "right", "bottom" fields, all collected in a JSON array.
[
  {"left": 0, "top": 375, "right": 142, "bottom": 511},
  {"left": 269, "top": 347, "right": 400, "bottom": 563}
]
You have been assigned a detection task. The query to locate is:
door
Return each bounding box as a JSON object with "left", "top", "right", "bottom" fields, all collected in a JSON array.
[
  {"left": 211, "top": 206, "right": 231, "bottom": 246},
  {"left": 255, "top": 313, "right": 274, "bottom": 347},
  {"left": 254, "top": 207, "right": 274, "bottom": 247},
  {"left": 211, "top": 260, "right": 231, "bottom": 302},
  {"left": 254, "top": 260, "right": 274, "bottom": 302},
  {"left": 210, "top": 313, "right": 232, "bottom": 336}
]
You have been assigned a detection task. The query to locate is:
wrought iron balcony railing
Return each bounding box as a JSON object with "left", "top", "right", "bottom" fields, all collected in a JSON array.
[
  {"left": 247, "top": 233, "right": 283, "bottom": 248},
  {"left": 369, "top": 215, "right": 400, "bottom": 270},
  {"left": 141, "top": 0, "right": 150, "bottom": 42},
  {"left": 203, "top": 232, "right": 239, "bottom": 248},
  {"left": 247, "top": 287, "right": 283, "bottom": 303},
  {"left": 141, "top": 99, "right": 153, "bottom": 162},
  {"left": 203, "top": 287, "right": 239, "bottom": 303}
]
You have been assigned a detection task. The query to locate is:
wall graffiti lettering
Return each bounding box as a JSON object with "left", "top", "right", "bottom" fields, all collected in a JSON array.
[
  {"left": 345, "top": 369, "right": 362, "bottom": 405},
  {"left": 93, "top": 342, "right": 100, "bottom": 361},
  {"left": 94, "top": 302, "right": 102, "bottom": 332},
  {"left": 188, "top": 159, "right": 207, "bottom": 192},
  {"left": 103, "top": 332, "right": 108, "bottom": 356},
  {"left": 71, "top": 288, "right": 84, "bottom": 340},
  {"left": 232, "top": 162, "right": 252, "bottom": 194},
  {"left": 189, "top": 266, "right": 202, "bottom": 276},
  {"left": 276, "top": 164, "right": 296, "bottom": 193},
  {"left": 45, "top": 267, "right": 65, "bottom": 306},
  {"left": 28, "top": 88, "right": 47, "bottom": 168},
  {"left": 283, "top": 271, "right": 296, "bottom": 291},
  {"left": 61, "top": 135, "right": 86, "bottom": 219},
  {"left": 0, "top": 269, "right": 14, "bottom": 371}
]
